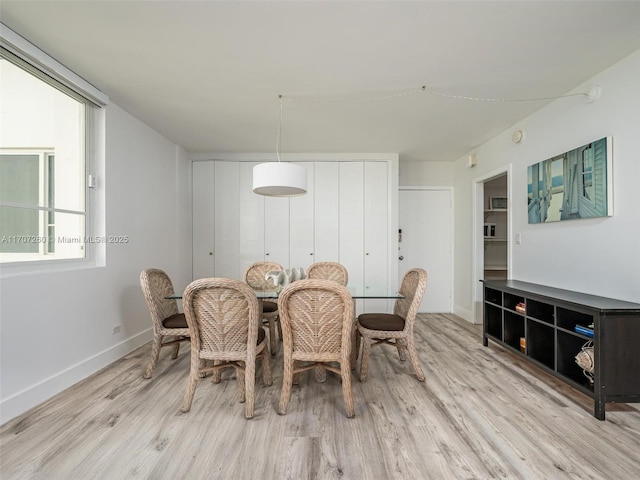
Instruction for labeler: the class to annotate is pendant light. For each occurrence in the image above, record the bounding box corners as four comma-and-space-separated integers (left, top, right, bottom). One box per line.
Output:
253, 95, 307, 196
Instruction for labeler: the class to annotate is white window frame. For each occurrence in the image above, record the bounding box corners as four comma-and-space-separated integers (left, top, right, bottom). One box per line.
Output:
0, 149, 56, 256
0, 23, 108, 277
581, 144, 596, 205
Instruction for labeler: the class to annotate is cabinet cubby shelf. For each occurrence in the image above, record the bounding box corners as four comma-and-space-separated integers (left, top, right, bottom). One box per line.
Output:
481, 279, 640, 421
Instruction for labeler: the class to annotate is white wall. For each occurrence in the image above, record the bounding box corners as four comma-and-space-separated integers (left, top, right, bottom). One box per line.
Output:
399, 161, 454, 187
0, 104, 191, 424
453, 49, 640, 322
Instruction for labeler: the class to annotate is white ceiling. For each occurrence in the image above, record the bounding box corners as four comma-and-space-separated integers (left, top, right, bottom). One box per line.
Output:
2, 1, 640, 162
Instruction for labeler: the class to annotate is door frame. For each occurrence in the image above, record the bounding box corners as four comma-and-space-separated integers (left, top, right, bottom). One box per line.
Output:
472, 165, 512, 324
399, 186, 454, 313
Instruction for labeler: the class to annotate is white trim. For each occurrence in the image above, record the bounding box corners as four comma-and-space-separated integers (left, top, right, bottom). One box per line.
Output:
454, 305, 474, 323
190, 152, 398, 162
0, 329, 152, 424
0, 22, 109, 106
472, 165, 512, 324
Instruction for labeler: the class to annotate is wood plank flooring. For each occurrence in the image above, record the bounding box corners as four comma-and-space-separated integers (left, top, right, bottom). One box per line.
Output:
2, 313, 639, 479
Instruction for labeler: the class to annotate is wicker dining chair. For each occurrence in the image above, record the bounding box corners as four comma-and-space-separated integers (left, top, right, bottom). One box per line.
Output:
243, 261, 283, 356
277, 279, 356, 417
357, 268, 428, 382
140, 268, 190, 379
180, 278, 272, 419
306, 262, 349, 382
306, 262, 349, 286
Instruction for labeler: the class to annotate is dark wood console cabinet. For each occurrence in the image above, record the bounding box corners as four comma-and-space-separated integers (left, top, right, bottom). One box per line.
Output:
482, 279, 640, 420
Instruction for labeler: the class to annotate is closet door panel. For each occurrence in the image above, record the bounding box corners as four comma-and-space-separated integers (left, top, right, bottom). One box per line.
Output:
314, 162, 340, 263
239, 162, 264, 274
289, 162, 315, 269
214, 161, 241, 279
339, 162, 365, 312
192, 161, 215, 279
264, 196, 290, 268
364, 161, 389, 312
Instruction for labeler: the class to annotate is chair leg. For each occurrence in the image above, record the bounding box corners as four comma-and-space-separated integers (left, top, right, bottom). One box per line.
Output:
143, 333, 163, 379
314, 367, 327, 383
237, 368, 246, 403
198, 359, 208, 379
171, 337, 180, 359
267, 317, 278, 356
181, 350, 200, 412
350, 328, 359, 368
279, 355, 294, 415
340, 361, 355, 418
261, 350, 273, 386
276, 317, 282, 341
397, 338, 407, 362
359, 336, 372, 382
407, 338, 426, 382
244, 359, 256, 419
211, 360, 221, 383
292, 360, 300, 385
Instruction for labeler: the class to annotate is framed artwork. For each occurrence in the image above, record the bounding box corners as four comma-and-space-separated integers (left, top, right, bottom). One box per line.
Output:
527, 137, 612, 224
489, 196, 508, 210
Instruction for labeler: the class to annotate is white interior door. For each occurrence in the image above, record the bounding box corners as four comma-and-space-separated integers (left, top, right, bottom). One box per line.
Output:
399, 188, 453, 313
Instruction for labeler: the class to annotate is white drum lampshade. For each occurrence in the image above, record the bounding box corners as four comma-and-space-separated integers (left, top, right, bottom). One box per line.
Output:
252, 162, 307, 197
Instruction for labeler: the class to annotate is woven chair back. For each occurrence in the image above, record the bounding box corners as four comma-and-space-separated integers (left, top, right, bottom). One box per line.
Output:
183, 278, 260, 359
393, 268, 428, 331
243, 261, 284, 291
140, 268, 179, 329
306, 262, 348, 286
278, 279, 354, 358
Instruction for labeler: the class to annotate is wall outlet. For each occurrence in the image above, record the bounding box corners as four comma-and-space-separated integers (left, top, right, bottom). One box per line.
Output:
112, 325, 122, 335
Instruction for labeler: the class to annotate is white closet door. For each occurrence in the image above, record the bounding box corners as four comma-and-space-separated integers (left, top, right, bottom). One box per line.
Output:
364, 161, 389, 312
314, 162, 340, 263
192, 161, 215, 279
239, 162, 264, 275
214, 161, 241, 279
339, 162, 365, 312
264, 195, 290, 268
289, 162, 315, 269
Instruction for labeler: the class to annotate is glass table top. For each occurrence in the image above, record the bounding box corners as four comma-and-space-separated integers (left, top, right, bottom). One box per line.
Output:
166, 284, 402, 300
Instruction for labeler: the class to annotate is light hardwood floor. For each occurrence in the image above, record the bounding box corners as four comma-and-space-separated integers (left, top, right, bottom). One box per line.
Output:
2, 314, 639, 479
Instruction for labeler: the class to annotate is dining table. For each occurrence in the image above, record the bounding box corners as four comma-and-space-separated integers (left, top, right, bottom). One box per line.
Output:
166, 284, 403, 367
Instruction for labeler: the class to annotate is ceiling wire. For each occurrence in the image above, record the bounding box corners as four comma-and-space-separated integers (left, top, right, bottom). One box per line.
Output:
280, 85, 589, 104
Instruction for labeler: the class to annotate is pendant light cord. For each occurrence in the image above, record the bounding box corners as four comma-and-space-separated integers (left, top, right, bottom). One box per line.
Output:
276, 95, 283, 162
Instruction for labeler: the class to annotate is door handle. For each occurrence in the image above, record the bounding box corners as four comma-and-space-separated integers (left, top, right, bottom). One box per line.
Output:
399, 255, 404, 260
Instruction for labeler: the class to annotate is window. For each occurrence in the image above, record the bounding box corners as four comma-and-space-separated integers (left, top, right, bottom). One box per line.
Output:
581, 144, 594, 202
0, 47, 94, 264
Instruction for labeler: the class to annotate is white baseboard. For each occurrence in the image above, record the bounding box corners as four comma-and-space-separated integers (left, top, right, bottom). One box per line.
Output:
453, 305, 477, 324
0, 329, 152, 425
